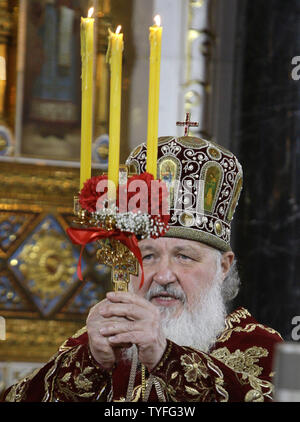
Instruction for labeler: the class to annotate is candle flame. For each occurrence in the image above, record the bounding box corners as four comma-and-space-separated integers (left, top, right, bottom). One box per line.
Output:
115, 25, 122, 34
154, 14, 161, 27
88, 7, 94, 18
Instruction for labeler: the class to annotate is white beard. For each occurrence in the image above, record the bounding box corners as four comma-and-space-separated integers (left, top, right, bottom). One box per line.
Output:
158, 275, 226, 353
123, 270, 227, 362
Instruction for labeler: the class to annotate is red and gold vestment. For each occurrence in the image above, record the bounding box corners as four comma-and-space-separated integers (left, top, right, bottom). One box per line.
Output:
2, 307, 282, 402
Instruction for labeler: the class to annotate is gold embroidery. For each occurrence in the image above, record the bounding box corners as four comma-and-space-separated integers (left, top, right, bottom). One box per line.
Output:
216, 323, 282, 344
153, 345, 228, 402
56, 326, 87, 354
211, 346, 268, 377
224, 308, 251, 329
206, 359, 229, 402
245, 389, 264, 402
155, 340, 173, 371
5, 362, 56, 401
130, 385, 142, 402
269, 371, 275, 378
156, 379, 177, 401
211, 346, 273, 401
156, 374, 212, 402
60, 373, 71, 383
215, 308, 282, 344
180, 353, 209, 382
71, 326, 87, 339
43, 349, 67, 401
54, 348, 101, 400
4, 384, 18, 402
171, 371, 178, 380
5, 309, 279, 403
61, 347, 80, 368
4, 372, 34, 402
42, 344, 109, 401
185, 385, 201, 396
73, 367, 94, 391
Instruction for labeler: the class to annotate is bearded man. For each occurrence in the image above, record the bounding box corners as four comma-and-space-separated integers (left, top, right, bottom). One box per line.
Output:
2, 135, 282, 402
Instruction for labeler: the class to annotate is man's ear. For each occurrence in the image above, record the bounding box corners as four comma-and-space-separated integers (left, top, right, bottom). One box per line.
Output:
220, 251, 235, 280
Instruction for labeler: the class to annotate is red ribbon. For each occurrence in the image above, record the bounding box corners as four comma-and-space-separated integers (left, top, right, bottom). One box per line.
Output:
66, 227, 144, 288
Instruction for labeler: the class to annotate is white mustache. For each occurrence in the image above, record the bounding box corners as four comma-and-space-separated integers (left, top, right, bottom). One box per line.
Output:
145, 284, 186, 303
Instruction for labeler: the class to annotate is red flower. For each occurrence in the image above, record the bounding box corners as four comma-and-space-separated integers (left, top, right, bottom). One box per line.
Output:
120, 172, 169, 215
124, 172, 170, 236
79, 172, 170, 236
79, 174, 108, 212
123, 172, 153, 214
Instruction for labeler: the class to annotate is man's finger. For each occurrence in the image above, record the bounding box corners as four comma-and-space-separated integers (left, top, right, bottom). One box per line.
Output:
106, 291, 153, 311
108, 331, 143, 346
99, 302, 146, 320
99, 320, 145, 336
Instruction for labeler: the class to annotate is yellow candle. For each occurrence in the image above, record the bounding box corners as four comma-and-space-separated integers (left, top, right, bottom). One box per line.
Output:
107, 26, 123, 201
146, 15, 162, 179
80, 8, 94, 190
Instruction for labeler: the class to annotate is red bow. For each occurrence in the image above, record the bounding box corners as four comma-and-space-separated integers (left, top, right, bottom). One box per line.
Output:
66, 227, 144, 288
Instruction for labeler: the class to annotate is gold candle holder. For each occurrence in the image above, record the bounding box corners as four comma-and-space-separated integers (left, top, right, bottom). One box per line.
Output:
72, 166, 139, 292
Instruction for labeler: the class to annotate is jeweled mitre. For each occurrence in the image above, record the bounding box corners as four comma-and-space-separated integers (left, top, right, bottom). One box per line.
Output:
126, 136, 243, 251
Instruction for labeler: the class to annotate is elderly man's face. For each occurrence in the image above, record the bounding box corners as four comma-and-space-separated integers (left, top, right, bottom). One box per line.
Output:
131, 237, 233, 318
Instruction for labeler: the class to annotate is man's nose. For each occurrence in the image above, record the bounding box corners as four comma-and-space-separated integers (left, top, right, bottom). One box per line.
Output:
153, 257, 177, 285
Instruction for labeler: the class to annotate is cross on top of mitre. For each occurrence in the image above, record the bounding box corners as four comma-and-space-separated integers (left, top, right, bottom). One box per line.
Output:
176, 112, 199, 136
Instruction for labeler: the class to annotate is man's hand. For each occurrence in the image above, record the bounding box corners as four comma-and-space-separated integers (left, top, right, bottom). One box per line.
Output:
97, 291, 167, 371
86, 298, 131, 370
